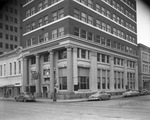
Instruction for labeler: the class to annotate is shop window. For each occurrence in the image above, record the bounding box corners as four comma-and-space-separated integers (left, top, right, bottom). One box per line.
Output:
59, 68, 67, 90
78, 67, 89, 89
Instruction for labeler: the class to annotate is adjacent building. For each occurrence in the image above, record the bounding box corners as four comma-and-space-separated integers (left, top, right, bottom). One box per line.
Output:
138, 44, 150, 91
0, 47, 23, 97
0, 0, 22, 54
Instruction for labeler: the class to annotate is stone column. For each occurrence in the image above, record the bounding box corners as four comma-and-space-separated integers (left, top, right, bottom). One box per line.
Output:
124, 60, 127, 89
135, 62, 138, 90
110, 56, 114, 91
22, 57, 28, 92
90, 51, 97, 91
35, 54, 40, 95
67, 45, 73, 93
49, 51, 54, 97
73, 47, 78, 91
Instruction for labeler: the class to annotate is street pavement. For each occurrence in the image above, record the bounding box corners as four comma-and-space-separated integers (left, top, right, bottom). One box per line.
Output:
1, 95, 150, 120
0, 94, 123, 103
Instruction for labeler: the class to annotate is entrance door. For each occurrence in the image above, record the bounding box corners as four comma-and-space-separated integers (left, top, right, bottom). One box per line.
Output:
43, 87, 47, 98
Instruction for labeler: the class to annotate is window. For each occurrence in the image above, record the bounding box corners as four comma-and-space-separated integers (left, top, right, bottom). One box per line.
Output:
102, 70, 106, 89
43, 0, 48, 8
51, 0, 58, 4
101, 7, 106, 16
31, 22, 35, 30
10, 35, 13, 41
5, 34, 9, 40
74, 27, 79, 36
43, 54, 49, 62
116, 17, 120, 23
81, 12, 87, 22
44, 15, 48, 25
5, 15, 9, 21
14, 27, 17, 32
0, 23, 2, 29
87, 32, 92, 41
107, 70, 110, 89
121, 6, 124, 13
31, 37, 37, 45
95, 35, 101, 43
58, 49, 67, 59
87, 15, 93, 25
112, 14, 116, 21
15, 36, 18, 41
78, 67, 89, 89
81, 30, 86, 39
0, 33, 2, 38
31, 7, 35, 15
19, 61, 21, 74
101, 37, 106, 45
74, 9, 80, 19
96, 4, 101, 13
0, 65, 2, 76
26, 24, 30, 32
52, 11, 57, 21
14, 9, 17, 15
97, 69, 101, 89
26, 9, 30, 18
38, 2, 43, 11
59, 68, 67, 90
10, 17, 13, 22
14, 62, 16, 74
10, 63, 12, 75
87, 0, 93, 8
58, 27, 64, 37
44, 32, 48, 41
112, 0, 117, 8
102, 22, 106, 31
81, 0, 86, 5
5, 24, 9, 30
52, 29, 57, 38
81, 49, 86, 59
107, 39, 111, 47
101, 54, 105, 62
27, 39, 31, 47
106, 25, 111, 33
0, 42, 3, 48
31, 56, 36, 65
120, 19, 124, 26
38, 18, 43, 27
38, 35, 44, 43
10, 26, 13, 32
96, 20, 101, 28
106, 10, 111, 18
58, 9, 64, 19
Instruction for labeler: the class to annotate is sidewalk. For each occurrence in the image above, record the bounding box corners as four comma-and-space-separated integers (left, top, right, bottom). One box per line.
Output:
0, 95, 123, 103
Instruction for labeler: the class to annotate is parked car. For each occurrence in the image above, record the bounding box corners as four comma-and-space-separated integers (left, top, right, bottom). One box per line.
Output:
122, 90, 139, 97
89, 91, 111, 101
14, 92, 36, 102
139, 89, 150, 95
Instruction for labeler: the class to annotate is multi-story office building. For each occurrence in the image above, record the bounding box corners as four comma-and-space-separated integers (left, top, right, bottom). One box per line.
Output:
13, 0, 138, 99
0, 0, 22, 54
138, 44, 150, 91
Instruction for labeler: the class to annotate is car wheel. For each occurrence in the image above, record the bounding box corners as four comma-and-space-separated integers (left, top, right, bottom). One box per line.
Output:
99, 97, 102, 101
23, 99, 27, 102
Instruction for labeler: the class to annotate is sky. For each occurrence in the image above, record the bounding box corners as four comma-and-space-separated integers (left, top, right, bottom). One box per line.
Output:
137, 0, 150, 47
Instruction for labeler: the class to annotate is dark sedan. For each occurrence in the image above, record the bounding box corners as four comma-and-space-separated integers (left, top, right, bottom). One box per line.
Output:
14, 92, 36, 102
